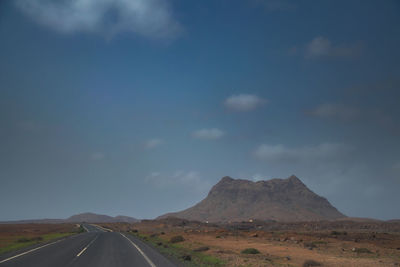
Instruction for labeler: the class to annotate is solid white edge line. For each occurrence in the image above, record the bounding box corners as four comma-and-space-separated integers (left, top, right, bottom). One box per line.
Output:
0, 238, 65, 264
89, 224, 113, 232
82, 224, 89, 232
76, 236, 98, 257
120, 233, 156, 267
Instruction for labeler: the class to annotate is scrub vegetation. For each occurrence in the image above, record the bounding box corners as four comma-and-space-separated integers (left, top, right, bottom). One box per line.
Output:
129, 231, 225, 267
0, 224, 82, 255
100, 219, 400, 267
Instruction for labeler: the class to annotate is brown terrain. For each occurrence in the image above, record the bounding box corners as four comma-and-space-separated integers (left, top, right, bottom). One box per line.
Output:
100, 218, 400, 267
0, 223, 80, 254
2, 176, 399, 266
106, 176, 399, 266
159, 175, 345, 222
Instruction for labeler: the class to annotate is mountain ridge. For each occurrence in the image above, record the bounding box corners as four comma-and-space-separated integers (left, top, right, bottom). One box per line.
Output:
0, 212, 139, 224
159, 175, 346, 222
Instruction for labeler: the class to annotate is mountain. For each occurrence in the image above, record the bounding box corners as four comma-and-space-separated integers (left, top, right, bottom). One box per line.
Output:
66, 212, 113, 223
113, 215, 140, 223
0, 213, 139, 224
66, 212, 139, 223
159, 175, 346, 222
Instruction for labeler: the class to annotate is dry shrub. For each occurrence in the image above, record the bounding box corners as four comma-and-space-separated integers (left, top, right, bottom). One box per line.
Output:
170, 235, 185, 243
303, 259, 322, 266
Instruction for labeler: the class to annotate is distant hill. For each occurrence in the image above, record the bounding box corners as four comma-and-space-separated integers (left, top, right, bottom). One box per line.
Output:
159, 175, 346, 222
336, 217, 383, 223
114, 215, 140, 223
66, 212, 139, 223
0, 212, 139, 224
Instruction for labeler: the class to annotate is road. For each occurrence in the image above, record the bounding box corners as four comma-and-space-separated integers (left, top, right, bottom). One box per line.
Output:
0, 224, 177, 267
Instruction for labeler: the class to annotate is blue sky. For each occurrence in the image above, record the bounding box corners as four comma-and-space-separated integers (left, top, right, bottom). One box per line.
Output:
0, 0, 399, 220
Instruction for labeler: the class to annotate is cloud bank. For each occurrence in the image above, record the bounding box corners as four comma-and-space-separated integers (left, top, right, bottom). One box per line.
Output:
224, 94, 267, 111
306, 103, 360, 121
145, 138, 163, 149
305, 36, 363, 59
15, 0, 181, 38
192, 128, 225, 140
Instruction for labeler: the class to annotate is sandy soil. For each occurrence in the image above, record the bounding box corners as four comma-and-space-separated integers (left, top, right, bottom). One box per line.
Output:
102, 220, 400, 267
0, 223, 79, 250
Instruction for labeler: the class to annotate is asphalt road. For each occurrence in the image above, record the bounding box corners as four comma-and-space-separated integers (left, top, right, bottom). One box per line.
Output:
0, 224, 177, 267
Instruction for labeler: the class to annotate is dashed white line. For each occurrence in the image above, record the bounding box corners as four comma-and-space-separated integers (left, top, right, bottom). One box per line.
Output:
76, 236, 98, 257
0, 238, 65, 264
120, 233, 156, 267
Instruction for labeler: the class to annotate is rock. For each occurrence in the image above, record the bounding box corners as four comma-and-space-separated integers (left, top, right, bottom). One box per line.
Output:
181, 255, 191, 261
157, 175, 345, 222
303, 259, 322, 266
169, 235, 185, 243
193, 246, 209, 252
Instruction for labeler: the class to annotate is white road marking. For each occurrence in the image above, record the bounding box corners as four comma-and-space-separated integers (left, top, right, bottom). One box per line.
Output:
0, 238, 65, 264
120, 233, 156, 267
76, 236, 98, 257
89, 224, 112, 232
82, 224, 89, 232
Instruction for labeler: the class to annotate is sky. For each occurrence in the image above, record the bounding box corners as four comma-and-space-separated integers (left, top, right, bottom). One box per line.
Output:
0, 0, 399, 221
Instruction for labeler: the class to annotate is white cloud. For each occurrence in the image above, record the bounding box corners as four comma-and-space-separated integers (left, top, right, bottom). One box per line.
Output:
254, 143, 353, 163
306, 37, 331, 58
251, 173, 269, 182
147, 170, 201, 185
15, 0, 181, 39
91, 152, 105, 160
192, 128, 224, 140
145, 138, 163, 149
307, 103, 360, 121
305, 36, 363, 59
224, 94, 267, 111
147, 171, 160, 180
172, 170, 201, 183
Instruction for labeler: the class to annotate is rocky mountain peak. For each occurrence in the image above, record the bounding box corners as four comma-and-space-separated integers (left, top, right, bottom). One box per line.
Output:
159, 175, 345, 222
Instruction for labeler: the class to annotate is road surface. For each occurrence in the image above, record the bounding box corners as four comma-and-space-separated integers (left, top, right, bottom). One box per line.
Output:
0, 224, 177, 267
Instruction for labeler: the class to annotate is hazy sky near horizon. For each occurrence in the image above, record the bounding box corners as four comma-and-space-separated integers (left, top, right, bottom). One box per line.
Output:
1, 0, 399, 221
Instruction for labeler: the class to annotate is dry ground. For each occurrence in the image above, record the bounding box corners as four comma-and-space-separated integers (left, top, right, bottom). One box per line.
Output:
101, 220, 400, 267
0, 223, 80, 254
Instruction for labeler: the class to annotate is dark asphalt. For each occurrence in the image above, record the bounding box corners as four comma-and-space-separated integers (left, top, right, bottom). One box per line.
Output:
0, 224, 176, 267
